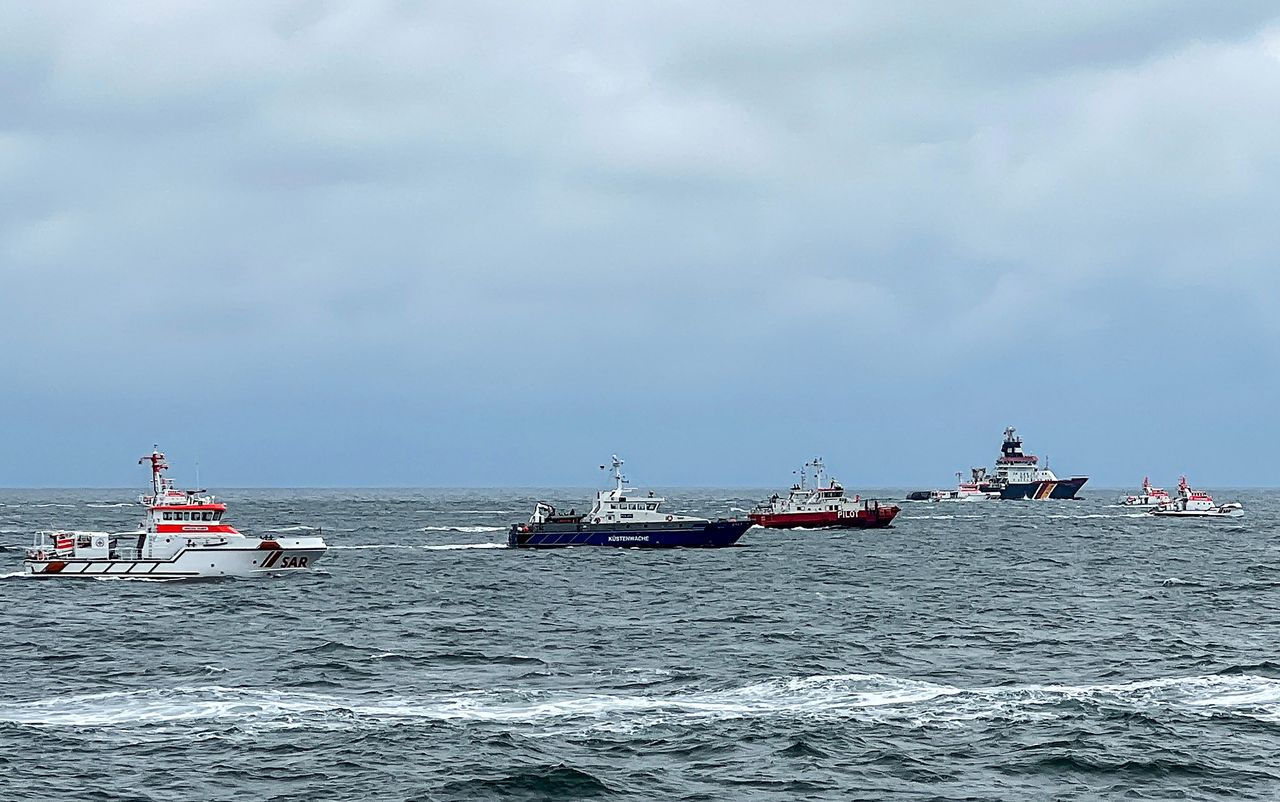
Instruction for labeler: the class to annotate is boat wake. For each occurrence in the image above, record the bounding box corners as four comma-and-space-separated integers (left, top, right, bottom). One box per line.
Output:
330, 544, 420, 550
3, 673, 1275, 732
420, 525, 506, 533
422, 543, 507, 551
330, 543, 504, 550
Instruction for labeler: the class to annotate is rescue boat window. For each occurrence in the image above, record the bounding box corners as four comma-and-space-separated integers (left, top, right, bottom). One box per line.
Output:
163, 512, 172, 520
202, 512, 213, 521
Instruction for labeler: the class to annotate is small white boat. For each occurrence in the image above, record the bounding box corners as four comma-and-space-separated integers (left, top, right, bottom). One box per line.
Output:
22, 447, 327, 578
1121, 477, 1171, 508
1147, 477, 1244, 519
928, 470, 997, 502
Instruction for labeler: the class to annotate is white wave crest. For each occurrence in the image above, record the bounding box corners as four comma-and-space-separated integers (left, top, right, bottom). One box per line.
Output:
85, 503, 134, 509
422, 543, 506, 550
3, 673, 1276, 732
1047, 513, 1119, 519
419, 525, 506, 533
330, 544, 419, 550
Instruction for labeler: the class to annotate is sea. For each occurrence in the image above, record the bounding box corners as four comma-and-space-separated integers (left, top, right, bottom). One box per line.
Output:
2, 487, 1279, 801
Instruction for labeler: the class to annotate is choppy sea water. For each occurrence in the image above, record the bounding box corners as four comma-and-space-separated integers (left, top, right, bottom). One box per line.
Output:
2, 487, 1279, 801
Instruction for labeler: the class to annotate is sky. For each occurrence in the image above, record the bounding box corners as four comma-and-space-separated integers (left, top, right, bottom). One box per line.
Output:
2, 2, 1280, 488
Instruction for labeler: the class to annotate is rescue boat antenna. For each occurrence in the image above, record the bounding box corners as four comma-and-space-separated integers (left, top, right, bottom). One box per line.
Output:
138, 445, 168, 496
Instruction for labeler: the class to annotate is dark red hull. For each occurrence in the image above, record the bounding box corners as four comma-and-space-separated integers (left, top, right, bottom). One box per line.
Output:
749, 505, 900, 530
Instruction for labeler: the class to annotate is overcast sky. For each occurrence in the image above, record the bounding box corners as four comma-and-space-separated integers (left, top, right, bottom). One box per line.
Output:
3, 2, 1279, 488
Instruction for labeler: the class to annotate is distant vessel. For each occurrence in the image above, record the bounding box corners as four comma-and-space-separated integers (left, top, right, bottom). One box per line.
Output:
1148, 477, 1243, 518
749, 458, 900, 529
22, 447, 327, 578
985, 427, 1088, 500
924, 469, 997, 503
508, 456, 753, 548
1121, 477, 1171, 508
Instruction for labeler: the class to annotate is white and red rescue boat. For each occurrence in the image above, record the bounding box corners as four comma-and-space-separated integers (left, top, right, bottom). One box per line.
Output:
22, 447, 327, 579
1147, 477, 1243, 519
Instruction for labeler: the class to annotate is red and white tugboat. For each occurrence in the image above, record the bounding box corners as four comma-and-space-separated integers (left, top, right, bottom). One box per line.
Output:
22, 447, 327, 579
1148, 477, 1244, 519
1121, 477, 1172, 508
750, 458, 900, 529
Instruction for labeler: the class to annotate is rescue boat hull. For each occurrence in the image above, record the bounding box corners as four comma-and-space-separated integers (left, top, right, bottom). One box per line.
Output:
508, 520, 752, 548
1147, 506, 1244, 519
22, 538, 327, 579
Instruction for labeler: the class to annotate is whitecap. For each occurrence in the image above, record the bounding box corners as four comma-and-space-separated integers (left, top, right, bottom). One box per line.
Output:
330, 544, 418, 550
5, 673, 1275, 732
422, 543, 507, 550
419, 525, 506, 533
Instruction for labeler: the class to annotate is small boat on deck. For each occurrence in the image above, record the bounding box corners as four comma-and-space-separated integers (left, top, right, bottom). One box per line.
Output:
508, 456, 752, 548
22, 447, 327, 578
750, 458, 900, 529
1147, 477, 1243, 519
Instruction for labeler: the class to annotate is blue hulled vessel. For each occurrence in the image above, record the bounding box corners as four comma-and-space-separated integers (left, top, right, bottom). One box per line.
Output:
508, 456, 753, 548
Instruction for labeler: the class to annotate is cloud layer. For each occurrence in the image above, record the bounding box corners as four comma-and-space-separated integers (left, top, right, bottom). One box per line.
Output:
3, 2, 1279, 486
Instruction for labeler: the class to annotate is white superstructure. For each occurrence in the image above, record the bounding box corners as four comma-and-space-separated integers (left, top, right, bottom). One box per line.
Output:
530, 455, 704, 526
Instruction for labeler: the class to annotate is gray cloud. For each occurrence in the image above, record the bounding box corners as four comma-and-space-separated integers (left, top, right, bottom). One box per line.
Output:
2, 2, 1279, 485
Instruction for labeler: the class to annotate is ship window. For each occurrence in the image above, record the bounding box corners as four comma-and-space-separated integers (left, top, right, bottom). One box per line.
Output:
648, 504, 657, 511
163, 512, 172, 520
202, 512, 213, 521
214, 511, 222, 521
